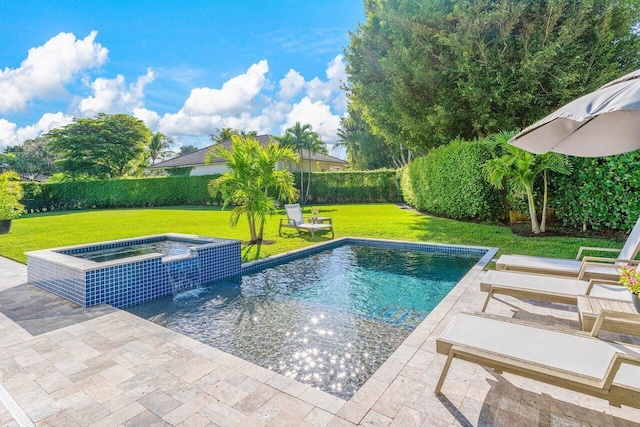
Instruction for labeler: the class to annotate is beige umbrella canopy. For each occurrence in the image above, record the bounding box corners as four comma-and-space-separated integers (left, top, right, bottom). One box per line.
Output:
509, 68, 640, 157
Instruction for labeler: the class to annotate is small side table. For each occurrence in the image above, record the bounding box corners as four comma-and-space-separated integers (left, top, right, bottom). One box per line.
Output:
577, 295, 639, 334
310, 216, 332, 225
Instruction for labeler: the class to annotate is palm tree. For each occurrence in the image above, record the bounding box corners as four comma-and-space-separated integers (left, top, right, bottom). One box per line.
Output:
209, 127, 238, 143
303, 133, 327, 203
276, 122, 324, 204
179, 145, 199, 156
537, 152, 571, 232
238, 130, 258, 138
148, 132, 173, 165
336, 117, 362, 170
484, 131, 570, 234
207, 136, 299, 243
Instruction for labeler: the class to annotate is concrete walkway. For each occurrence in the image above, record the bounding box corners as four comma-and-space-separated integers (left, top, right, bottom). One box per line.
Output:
0, 255, 639, 426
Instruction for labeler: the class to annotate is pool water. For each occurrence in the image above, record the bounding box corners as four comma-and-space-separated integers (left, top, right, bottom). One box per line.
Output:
72, 240, 193, 262
126, 244, 480, 399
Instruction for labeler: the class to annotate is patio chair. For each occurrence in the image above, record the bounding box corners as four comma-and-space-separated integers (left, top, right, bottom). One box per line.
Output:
495, 217, 640, 280
479, 270, 632, 312
279, 204, 334, 239
435, 313, 640, 408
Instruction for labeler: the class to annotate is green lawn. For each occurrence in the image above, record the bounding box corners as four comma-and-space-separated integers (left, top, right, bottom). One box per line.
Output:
0, 203, 624, 264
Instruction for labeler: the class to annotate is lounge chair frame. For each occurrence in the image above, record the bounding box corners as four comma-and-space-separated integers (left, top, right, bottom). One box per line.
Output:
496, 217, 640, 279
435, 313, 640, 408
278, 204, 334, 239
480, 277, 630, 312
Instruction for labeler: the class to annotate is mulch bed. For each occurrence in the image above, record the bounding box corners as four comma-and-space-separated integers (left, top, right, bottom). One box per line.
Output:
510, 224, 628, 241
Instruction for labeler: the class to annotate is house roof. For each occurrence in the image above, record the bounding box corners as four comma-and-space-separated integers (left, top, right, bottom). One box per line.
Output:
150, 134, 346, 169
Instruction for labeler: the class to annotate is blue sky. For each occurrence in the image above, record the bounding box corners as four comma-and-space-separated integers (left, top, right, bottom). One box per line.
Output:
0, 1, 364, 152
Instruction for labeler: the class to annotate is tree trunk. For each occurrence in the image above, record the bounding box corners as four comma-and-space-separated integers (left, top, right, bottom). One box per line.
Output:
526, 187, 541, 234
352, 148, 361, 170
540, 170, 549, 233
257, 216, 265, 242
247, 214, 258, 242
305, 158, 312, 203
299, 150, 304, 204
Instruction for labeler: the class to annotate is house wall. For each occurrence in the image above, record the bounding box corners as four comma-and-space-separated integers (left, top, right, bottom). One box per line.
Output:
189, 163, 228, 176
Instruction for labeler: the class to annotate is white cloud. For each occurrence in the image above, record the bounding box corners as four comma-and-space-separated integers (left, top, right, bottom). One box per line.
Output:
78, 69, 155, 116
158, 110, 223, 137
0, 120, 18, 149
16, 112, 73, 141
282, 97, 342, 144
0, 112, 73, 149
326, 54, 347, 81
2, 45, 350, 151
0, 31, 108, 113
183, 60, 269, 116
133, 107, 160, 131
305, 55, 346, 110
278, 69, 305, 99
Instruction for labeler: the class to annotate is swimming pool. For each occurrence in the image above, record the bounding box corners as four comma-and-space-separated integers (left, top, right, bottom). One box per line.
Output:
127, 239, 487, 399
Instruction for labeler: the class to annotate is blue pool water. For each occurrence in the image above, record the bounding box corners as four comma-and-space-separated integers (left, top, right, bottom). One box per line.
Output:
71, 240, 194, 262
126, 244, 481, 399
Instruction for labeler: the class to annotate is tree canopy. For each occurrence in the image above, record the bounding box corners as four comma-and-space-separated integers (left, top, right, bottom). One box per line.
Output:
179, 145, 199, 156
276, 122, 327, 204
345, 0, 640, 153
209, 127, 258, 143
46, 113, 151, 179
148, 132, 174, 165
5, 136, 58, 178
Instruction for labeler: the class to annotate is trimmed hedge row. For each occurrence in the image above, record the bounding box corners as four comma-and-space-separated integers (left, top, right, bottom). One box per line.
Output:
21, 170, 402, 211
401, 140, 505, 220
22, 176, 222, 210
551, 152, 640, 231
301, 170, 402, 203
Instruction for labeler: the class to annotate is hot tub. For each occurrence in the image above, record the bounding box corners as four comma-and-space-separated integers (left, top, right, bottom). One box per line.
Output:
26, 234, 241, 308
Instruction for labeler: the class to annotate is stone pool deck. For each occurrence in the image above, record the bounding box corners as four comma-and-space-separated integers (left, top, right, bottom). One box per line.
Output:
0, 255, 639, 426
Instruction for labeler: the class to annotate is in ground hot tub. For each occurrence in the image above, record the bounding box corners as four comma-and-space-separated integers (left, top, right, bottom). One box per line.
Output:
26, 234, 241, 308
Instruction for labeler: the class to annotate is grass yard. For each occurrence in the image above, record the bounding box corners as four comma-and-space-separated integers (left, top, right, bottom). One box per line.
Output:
0, 203, 625, 264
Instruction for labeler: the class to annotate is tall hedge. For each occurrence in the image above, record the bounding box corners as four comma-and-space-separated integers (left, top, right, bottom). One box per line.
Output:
401, 140, 505, 220
21, 171, 402, 211
302, 170, 402, 203
22, 176, 222, 210
551, 152, 640, 231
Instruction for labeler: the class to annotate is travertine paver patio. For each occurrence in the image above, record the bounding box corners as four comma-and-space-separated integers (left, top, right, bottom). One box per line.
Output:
0, 253, 639, 426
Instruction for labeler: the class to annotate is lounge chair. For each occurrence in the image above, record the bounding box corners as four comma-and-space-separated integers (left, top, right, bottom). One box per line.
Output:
279, 204, 334, 239
480, 270, 632, 312
495, 217, 640, 280
435, 313, 640, 408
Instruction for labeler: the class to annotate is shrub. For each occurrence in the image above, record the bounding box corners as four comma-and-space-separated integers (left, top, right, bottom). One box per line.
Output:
22, 170, 403, 211
402, 139, 505, 220
551, 152, 640, 231
22, 176, 222, 211
302, 170, 402, 203
0, 171, 26, 219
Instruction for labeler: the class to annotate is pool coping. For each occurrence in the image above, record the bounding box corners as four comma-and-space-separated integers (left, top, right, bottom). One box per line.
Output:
25, 233, 240, 271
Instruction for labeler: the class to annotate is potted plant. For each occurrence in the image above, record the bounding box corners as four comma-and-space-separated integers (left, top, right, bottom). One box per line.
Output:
0, 171, 26, 234
619, 266, 640, 312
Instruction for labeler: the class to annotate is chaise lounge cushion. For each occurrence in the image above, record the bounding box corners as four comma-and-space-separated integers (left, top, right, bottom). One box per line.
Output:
437, 313, 640, 389
480, 270, 632, 301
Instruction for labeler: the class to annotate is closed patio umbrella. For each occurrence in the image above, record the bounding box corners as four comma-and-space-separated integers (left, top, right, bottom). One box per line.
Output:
509, 68, 640, 157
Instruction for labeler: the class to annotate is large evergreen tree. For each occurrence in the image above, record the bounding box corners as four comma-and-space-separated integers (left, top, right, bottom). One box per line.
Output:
346, 0, 640, 153
46, 113, 151, 179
